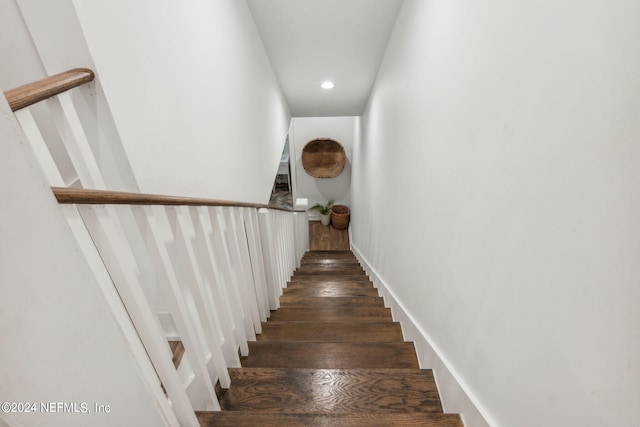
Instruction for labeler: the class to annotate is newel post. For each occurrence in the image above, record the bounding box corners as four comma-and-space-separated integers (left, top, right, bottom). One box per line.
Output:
294, 198, 309, 266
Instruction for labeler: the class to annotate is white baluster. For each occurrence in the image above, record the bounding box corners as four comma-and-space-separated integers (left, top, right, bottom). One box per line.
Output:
207, 207, 250, 356
164, 206, 231, 388
15, 103, 79, 187
47, 93, 106, 189
220, 208, 258, 340
272, 213, 285, 294
62, 204, 180, 426
230, 208, 262, 333
14, 109, 66, 187
127, 205, 219, 411
280, 213, 289, 285
76, 204, 199, 426
69, 82, 140, 191
257, 209, 280, 309
244, 208, 270, 321
286, 213, 295, 277
190, 206, 240, 368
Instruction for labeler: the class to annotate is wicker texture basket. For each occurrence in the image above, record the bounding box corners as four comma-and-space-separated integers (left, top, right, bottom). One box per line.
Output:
330, 205, 350, 230
301, 138, 346, 178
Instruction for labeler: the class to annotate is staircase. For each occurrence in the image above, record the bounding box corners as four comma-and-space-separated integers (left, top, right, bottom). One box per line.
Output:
197, 250, 463, 426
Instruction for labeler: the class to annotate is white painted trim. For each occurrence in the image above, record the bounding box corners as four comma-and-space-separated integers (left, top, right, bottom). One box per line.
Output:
351, 243, 496, 427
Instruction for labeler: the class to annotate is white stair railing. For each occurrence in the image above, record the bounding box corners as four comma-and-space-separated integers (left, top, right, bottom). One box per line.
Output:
3, 69, 309, 426
61, 195, 307, 424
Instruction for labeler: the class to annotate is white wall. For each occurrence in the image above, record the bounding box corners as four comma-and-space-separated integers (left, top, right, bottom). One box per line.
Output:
351, 1, 640, 426
1, 0, 141, 192
0, 94, 171, 427
0, 0, 45, 87
71, 0, 290, 203
1, 0, 290, 204
290, 116, 357, 219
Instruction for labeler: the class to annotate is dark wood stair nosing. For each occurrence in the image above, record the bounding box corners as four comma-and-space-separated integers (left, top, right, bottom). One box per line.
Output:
220, 368, 444, 414
196, 411, 465, 427
278, 296, 386, 308
266, 307, 393, 322
282, 288, 380, 298
242, 341, 419, 369
256, 320, 404, 343
289, 279, 371, 283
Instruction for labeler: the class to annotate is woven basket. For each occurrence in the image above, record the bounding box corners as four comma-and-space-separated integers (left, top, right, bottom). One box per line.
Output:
301, 138, 346, 178
330, 205, 350, 230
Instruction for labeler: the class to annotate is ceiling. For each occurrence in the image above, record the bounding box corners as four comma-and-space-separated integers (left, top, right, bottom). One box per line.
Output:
247, 0, 404, 117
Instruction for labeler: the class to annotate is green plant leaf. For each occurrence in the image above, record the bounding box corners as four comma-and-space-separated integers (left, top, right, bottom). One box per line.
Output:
308, 200, 335, 215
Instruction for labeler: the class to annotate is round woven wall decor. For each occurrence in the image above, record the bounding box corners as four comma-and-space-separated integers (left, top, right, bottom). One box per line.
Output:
301, 138, 346, 178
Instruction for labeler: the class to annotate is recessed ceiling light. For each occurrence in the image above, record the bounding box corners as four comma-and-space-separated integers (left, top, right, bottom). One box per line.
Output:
321, 81, 335, 89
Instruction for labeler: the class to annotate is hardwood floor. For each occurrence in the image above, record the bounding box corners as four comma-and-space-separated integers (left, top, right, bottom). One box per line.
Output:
309, 221, 350, 250
168, 340, 185, 369
197, 412, 464, 426
219, 368, 444, 413
197, 251, 463, 426
241, 342, 420, 369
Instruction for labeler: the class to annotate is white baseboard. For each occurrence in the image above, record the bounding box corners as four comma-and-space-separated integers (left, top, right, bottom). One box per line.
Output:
351, 243, 495, 427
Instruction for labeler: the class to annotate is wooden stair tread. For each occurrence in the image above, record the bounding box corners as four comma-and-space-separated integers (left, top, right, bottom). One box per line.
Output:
242, 342, 418, 369
220, 368, 443, 413
257, 320, 403, 342
297, 262, 363, 268
197, 411, 464, 426
295, 269, 366, 276
301, 254, 359, 260
302, 250, 355, 255
291, 274, 370, 281
268, 307, 392, 322
289, 275, 372, 282
302, 256, 357, 261
286, 280, 374, 289
301, 259, 361, 266
279, 296, 385, 308
302, 257, 357, 261
282, 287, 379, 298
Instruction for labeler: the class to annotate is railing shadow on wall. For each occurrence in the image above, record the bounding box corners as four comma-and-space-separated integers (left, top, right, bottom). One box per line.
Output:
4, 69, 309, 426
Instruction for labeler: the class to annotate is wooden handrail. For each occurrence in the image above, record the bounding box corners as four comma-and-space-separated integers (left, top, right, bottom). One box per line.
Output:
4, 68, 95, 111
52, 187, 304, 213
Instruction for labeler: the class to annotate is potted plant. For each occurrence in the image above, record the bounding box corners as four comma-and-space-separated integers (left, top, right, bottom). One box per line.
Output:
309, 200, 334, 226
